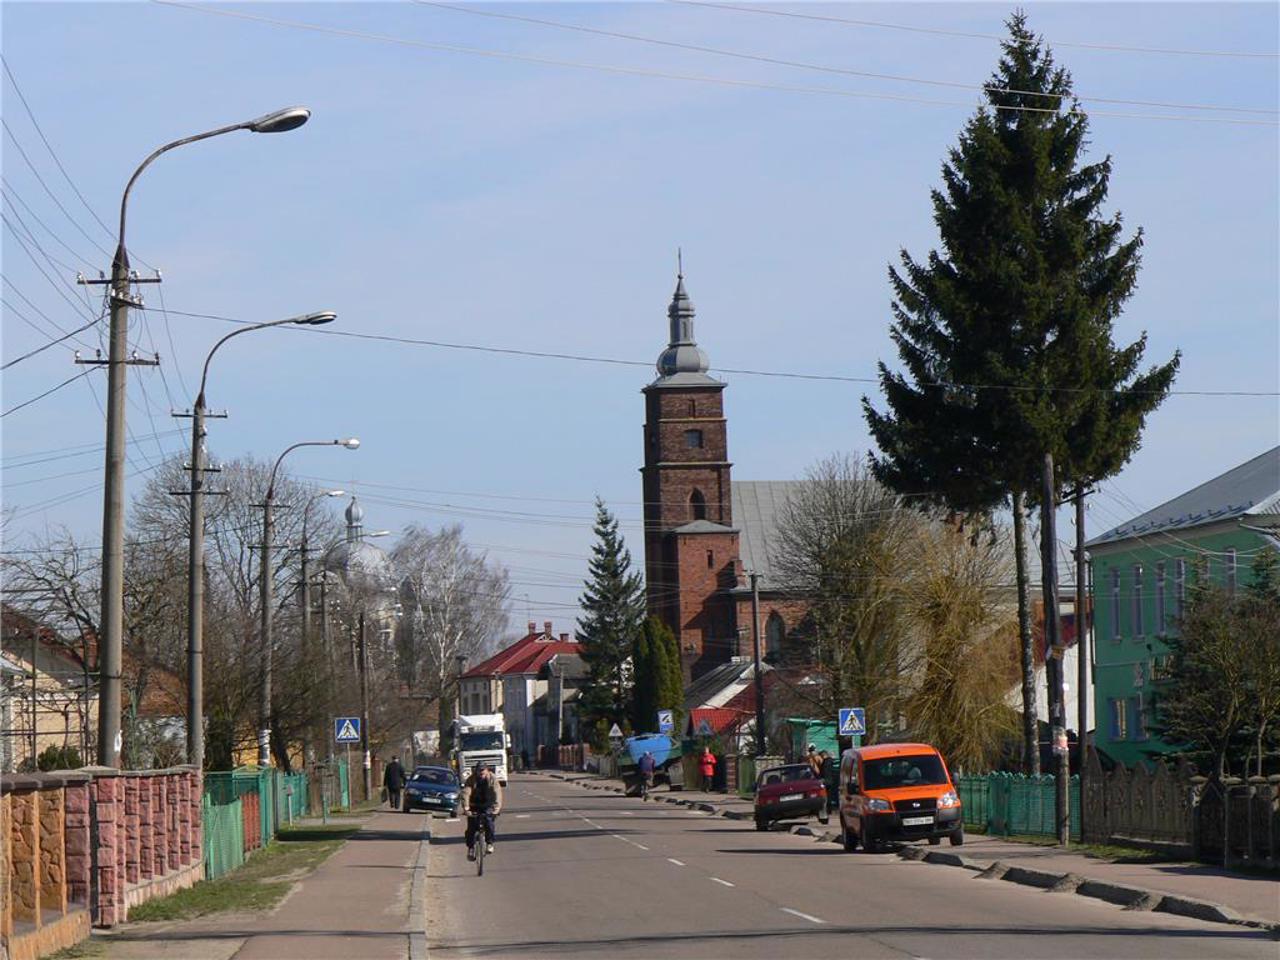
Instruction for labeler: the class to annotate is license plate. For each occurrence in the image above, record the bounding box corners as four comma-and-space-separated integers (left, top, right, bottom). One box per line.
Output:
779, 793, 803, 802
902, 815, 933, 826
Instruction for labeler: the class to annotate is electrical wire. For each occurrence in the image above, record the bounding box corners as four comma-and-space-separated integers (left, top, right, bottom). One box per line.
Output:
418, 1, 1276, 116
157, 306, 1280, 398
148, 1, 1278, 127
666, 0, 1280, 61
2, 368, 99, 418
1, 311, 105, 370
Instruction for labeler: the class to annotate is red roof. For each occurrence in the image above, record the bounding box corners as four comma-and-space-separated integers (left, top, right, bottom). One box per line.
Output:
462, 626, 578, 679
687, 707, 747, 737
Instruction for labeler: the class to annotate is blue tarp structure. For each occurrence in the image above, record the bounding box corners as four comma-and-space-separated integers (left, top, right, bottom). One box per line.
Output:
624, 734, 675, 767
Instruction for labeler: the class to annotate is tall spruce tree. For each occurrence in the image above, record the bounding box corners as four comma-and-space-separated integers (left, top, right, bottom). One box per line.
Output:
862, 13, 1178, 773
577, 498, 646, 744
633, 617, 683, 734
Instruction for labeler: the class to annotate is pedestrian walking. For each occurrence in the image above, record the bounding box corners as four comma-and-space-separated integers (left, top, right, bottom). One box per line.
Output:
700, 747, 717, 792
819, 750, 838, 811
806, 743, 822, 778
638, 750, 657, 798
384, 755, 406, 811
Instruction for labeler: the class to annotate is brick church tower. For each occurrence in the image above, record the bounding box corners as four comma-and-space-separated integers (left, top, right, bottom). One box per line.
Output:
641, 271, 742, 681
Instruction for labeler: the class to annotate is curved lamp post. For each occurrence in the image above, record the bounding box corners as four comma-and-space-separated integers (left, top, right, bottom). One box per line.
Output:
185, 311, 335, 770
259, 438, 359, 767
98, 107, 311, 768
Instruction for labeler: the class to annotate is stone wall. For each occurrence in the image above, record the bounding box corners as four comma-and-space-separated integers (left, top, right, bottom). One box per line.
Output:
1, 767, 203, 960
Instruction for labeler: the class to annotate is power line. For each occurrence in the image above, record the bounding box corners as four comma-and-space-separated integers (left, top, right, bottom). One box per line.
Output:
1, 311, 105, 370
2, 368, 99, 419
156, 305, 1280, 398
418, 1, 1276, 116
149, 1, 1277, 127
667, 0, 1280, 61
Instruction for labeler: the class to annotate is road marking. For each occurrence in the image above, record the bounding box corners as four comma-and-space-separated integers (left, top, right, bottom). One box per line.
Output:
617, 810, 634, 815
515, 814, 530, 819
667, 858, 685, 866
633, 842, 650, 850
780, 908, 826, 925
710, 877, 735, 887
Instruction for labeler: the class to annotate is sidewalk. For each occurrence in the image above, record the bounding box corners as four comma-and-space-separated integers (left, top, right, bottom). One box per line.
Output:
541, 770, 1280, 929
95, 808, 429, 960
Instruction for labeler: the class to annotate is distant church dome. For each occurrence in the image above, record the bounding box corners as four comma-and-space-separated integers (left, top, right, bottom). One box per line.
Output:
325, 495, 392, 593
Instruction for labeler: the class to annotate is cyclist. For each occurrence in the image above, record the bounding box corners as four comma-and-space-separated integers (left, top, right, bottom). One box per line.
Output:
637, 750, 656, 799
460, 761, 503, 861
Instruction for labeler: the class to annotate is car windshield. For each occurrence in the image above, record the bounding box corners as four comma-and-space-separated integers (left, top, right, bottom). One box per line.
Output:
863, 755, 949, 790
411, 769, 457, 785
459, 732, 503, 751
759, 765, 816, 787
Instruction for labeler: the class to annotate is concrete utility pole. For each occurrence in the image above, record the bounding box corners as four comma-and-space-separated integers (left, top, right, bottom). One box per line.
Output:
1075, 487, 1090, 836
91, 106, 311, 769
750, 572, 765, 757
1041, 453, 1069, 845
359, 610, 372, 800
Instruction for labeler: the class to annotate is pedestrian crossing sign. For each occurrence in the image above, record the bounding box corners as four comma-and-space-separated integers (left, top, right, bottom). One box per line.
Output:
696, 718, 713, 737
838, 708, 866, 736
334, 716, 361, 743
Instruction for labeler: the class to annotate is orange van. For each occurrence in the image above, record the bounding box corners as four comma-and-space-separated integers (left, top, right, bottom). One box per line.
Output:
837, 742, 963, 852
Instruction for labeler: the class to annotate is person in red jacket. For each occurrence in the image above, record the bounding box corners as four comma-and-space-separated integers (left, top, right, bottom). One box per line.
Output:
700, 747, 717, 792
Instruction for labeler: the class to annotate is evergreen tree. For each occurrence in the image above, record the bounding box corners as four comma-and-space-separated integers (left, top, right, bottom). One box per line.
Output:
862, 13, 1178, 772
576, 498, 646, 744
632, 616, 684, 734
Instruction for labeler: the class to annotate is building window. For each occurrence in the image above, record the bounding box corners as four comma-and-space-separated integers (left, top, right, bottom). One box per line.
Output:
1155, 562, 1166, 635
684, 429, 703, 449
688, 399, 696, 416
1131, 694, 1148, 741
1110, 568, 1121, 641
765, 611, 785, 660
706, 549, 714, 569
1109, 698, 1128, 741
690, 489, 707, 521
1226, 548, 1237, 596
1132, 564, 1144, 638
1175, 558, 1186, 624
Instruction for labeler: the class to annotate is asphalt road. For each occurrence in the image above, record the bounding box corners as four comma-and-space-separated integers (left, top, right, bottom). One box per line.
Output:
425, 774, 1277, 960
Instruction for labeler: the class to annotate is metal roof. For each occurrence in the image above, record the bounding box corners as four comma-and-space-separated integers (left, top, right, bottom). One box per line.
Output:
731, 481, 804, 591
1087, 446, 1280, 548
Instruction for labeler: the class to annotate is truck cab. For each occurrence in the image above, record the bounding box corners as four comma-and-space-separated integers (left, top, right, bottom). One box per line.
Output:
453, 713, 509, 785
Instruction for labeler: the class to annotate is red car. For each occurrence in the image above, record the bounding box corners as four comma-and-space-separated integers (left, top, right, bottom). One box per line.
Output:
753, 763, 829, 831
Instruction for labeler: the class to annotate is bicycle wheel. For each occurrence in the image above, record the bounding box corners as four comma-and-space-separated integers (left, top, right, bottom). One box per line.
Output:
475, 834, 485, 876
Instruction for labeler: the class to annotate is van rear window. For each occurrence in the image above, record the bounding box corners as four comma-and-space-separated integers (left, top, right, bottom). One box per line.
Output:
863, 755, 948, 789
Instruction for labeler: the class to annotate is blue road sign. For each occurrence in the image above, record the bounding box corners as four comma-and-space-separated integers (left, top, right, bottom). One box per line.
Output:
334, 716, 361, 743
657, 709, 674, 734
838, 708, 866, 737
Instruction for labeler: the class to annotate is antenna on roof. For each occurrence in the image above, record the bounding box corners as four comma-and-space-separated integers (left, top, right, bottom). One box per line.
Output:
677, 246, 683, 279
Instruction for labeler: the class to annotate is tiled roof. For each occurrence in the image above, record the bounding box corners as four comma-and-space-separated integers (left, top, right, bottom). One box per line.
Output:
1088, 446, 1280, 548
687, 707, 747, 737
462, 628, 579, 679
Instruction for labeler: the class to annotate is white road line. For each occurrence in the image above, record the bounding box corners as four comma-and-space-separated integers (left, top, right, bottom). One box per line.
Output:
667, 858, 685, 866
632, 842, 650, 850
617, 811, 634, 815
780, 907, 826, 925
710, 877, 735, 887
515, 814, 530, 819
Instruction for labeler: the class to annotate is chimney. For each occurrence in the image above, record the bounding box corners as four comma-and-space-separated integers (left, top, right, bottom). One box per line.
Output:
559, 633, 569, 643
527, 621, 536, 636
543, 620, 553, 639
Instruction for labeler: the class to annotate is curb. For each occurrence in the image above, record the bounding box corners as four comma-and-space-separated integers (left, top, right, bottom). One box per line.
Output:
409, 818, 431, 960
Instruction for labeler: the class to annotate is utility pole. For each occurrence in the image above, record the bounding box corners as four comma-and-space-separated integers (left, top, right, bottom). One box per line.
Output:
185, 402, 207, 771
1041, 453, 1069, 845
359, 609, 372, 801
750, 572, 765, 757
259, 494, 275, 767
1075, 486, 1090, 837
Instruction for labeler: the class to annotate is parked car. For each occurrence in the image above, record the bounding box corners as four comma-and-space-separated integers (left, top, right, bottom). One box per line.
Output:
753, 763, 829, 831
837, 743, 963, 852
403, 765, 460, 816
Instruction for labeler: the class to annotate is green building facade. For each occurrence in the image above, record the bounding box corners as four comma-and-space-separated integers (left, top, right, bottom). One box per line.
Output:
1087, 447, 1279, 768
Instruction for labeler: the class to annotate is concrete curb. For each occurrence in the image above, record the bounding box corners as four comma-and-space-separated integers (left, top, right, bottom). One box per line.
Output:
409, 818, 431, 960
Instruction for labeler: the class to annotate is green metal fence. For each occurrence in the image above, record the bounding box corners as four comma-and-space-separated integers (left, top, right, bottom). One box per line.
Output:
957, 772, 1081, 841
337, 760, 351, 808
202, 765, 317, 880
201, 794, 246, 880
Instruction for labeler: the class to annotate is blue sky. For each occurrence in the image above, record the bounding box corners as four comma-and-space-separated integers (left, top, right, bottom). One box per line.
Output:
3, 2, 1277, 629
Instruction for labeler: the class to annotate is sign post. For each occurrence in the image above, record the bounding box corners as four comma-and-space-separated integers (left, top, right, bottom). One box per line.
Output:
657, 709, 674, 735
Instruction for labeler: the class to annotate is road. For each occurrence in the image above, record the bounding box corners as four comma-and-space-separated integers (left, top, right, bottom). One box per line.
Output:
426, 774, 1277, 960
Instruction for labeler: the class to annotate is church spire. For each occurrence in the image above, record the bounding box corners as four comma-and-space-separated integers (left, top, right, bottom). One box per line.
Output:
655, 262, 711, 380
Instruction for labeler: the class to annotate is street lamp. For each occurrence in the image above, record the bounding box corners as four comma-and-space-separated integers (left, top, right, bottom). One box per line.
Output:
259, 437, 359, 767
96, 106, 311, 768
184, 312, 336, 770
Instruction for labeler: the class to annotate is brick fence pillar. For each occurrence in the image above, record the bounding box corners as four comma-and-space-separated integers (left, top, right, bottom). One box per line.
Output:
91, 774, 122, 926
166, 776, 180, 873
138, 775, 154, 881
151, 778, 165, 878
64, 780, 91, 906
177, 773, 192, 867
189, 770, 203, 869
38, 787, 67, 917
124, 776, 141, 885
1, 793, 13, 942
10, 789, 40, 926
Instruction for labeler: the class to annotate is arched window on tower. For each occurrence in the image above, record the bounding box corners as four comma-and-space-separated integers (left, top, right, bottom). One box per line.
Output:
690, 489, 707, 521
765, 611, 785, 661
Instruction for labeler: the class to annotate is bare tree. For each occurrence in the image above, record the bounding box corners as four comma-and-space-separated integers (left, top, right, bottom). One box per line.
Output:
393, 524, 510, 739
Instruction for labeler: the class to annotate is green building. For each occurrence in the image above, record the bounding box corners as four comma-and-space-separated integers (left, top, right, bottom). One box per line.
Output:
1087, 446, 1279, 768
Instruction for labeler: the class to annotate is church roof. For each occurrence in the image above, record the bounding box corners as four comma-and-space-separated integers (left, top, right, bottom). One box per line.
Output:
731, 481, 805, 592
650, 271, 721, 390
672, 519, 738, 535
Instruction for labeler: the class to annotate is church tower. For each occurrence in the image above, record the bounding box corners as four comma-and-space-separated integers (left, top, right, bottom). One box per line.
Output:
641, 270, 741, 680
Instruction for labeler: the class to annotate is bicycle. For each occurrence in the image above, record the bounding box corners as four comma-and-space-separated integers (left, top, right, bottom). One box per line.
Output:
467, 810, 495, 877
474, 829, 485, 876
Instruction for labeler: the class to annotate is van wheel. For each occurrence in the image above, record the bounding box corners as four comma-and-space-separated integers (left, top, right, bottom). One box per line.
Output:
840, 816, 858, 852
928, 837, 941, 846
950, 825, 965, 847
755, 816, 769, 832
862, 825, 881, 853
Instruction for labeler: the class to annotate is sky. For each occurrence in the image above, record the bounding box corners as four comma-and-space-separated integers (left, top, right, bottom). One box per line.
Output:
3, 1, 1277, 633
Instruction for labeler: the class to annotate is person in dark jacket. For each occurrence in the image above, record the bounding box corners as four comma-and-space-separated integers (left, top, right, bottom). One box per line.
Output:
384, 756, 406, 810
638, 751, 657, 798
819, 750, 838, 811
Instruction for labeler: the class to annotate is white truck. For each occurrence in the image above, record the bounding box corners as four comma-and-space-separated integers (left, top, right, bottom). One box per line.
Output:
453, 713, 510, 785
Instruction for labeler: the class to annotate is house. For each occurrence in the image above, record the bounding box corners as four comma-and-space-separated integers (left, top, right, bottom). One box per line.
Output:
1086, 446, 1280, 767
1, 605, 98, 772
458, 621, 580, 762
